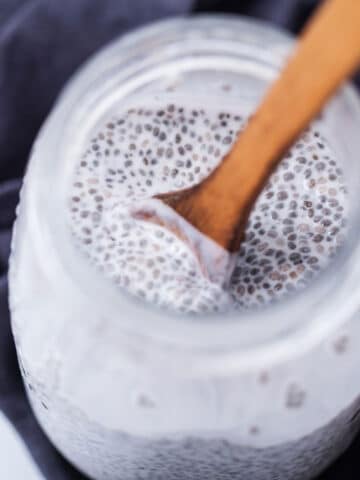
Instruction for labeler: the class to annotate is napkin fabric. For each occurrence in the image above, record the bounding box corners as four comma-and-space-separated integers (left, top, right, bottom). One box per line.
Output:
0, 1, 359, 479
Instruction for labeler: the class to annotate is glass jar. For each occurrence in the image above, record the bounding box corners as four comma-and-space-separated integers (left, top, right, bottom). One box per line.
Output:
9, 15, 360, 480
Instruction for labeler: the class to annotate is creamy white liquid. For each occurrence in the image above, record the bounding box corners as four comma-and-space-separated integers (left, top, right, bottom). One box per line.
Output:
68, 99, 348, 313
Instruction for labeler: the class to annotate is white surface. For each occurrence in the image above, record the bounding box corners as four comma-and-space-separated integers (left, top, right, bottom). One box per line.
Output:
0, 412, 43, 480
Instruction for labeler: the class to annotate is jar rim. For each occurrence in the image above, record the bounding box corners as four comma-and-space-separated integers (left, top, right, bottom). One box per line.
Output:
25, 15, 360, 373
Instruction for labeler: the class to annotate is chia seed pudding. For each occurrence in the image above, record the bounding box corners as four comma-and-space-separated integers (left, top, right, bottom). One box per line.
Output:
9, 16, 360, 480
68, 98, 348, 313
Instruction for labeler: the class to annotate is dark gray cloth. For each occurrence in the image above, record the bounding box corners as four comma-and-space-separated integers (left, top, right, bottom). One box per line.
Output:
0, 1, 359, 478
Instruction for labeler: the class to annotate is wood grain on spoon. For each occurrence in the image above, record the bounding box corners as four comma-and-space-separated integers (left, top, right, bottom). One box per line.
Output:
157, 0, 360, 253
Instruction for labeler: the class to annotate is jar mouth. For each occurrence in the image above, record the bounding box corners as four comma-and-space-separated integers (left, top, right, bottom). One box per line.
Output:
26, 15, 360, 372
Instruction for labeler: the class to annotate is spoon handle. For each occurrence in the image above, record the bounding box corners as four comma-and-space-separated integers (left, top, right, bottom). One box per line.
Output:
184, 0, 360, 251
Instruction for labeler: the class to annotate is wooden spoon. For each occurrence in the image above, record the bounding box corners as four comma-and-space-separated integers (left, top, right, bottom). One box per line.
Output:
136, 0, 360, 283
134, 0, 360, 285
